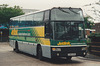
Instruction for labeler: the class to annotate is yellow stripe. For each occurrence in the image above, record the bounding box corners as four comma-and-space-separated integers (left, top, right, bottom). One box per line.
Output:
34, 26, 45, 37
41, 38, 50, 46
34, 26, 50, 46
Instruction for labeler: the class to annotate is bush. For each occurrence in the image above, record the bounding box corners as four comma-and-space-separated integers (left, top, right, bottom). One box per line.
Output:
88, 33, 100, 42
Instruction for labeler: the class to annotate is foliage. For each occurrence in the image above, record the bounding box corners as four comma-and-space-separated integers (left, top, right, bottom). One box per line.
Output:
88, 33, 100, 42
84, 16, 94, 29
0, 4, 24, 27
88, 33, 100, 38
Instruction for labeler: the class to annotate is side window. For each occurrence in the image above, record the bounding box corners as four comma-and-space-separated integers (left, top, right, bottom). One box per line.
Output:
34, 12, 44, 21
26, 14, 34, 27
44, 10, 51, 38
19, 16, 26, 27
44, 10, 50, 21
34, 12, 44, 26
10, 12, 45, 28
10, 18, 19, 28
14, 20, 19, 28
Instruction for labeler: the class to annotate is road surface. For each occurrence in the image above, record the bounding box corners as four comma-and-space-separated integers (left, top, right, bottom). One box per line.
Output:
0, 42, 100, 66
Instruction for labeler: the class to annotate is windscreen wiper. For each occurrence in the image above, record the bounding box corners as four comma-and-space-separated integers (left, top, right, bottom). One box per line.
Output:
58, 7, 70, 14
69, 8, 78, 14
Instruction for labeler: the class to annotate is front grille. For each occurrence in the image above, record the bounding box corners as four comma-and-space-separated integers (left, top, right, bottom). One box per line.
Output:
61, 47, 82, 53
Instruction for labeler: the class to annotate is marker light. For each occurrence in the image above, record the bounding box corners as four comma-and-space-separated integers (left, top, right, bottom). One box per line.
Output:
52, 48, 61, 51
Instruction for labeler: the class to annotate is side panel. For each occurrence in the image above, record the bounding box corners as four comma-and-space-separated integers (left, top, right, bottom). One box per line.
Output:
9, 26, 45, 38
9, 40, 15, 49
9, 26, 51, 45
41, 45, 51, 58
18, 41, 26, 52
18, 41, 37, 55
9, 26, 51, 58
27, 43, 37, 55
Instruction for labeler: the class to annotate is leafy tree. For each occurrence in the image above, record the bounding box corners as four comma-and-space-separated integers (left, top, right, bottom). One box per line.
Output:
84, 16, 94, 29
0, 4, 24, 27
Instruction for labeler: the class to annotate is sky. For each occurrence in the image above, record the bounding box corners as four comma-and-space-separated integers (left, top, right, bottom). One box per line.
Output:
0, 0, 99, 9
0, 0, 100, 22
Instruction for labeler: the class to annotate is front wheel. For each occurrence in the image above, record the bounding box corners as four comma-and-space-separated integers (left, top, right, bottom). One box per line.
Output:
66, 56, 72, 61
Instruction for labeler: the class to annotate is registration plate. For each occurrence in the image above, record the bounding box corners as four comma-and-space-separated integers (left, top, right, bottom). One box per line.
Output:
68, 53, 76, 56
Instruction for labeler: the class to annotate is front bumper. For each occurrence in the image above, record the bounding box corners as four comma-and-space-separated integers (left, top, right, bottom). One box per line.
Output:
51, 46, 87, 58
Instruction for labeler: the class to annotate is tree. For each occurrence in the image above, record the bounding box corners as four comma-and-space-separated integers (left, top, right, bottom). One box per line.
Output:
84, 16, 94, 29
0, 4, 24, 27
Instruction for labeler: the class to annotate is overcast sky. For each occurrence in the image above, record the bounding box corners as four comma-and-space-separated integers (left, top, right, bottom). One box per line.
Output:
0, 0, 100, 22
0, 0, 99, 9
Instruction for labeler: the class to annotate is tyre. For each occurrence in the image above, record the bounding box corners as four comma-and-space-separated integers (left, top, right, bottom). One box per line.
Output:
37, 46, 42, 60
83, 52, 87, 57
14, 41, 19, 53
66, 56, 72, 61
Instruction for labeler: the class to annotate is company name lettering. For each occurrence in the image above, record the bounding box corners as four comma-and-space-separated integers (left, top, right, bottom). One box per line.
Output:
18, 33, 30, 36
57, 42, 71, 46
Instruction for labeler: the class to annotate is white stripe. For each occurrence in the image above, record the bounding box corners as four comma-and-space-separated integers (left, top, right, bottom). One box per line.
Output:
29, 43, 33, 45
11, 40, 87, 47
10, 40, 13, 42
18, 41, 22, 43
23, 42, 28, 44
23, 42, 37, 45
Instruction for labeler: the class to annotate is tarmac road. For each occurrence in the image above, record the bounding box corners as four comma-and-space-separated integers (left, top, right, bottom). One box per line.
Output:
0, 42, 100, 66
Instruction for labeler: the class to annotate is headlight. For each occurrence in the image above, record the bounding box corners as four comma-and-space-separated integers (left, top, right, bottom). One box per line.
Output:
52, 48, 61, 51
82, 47, 87, 50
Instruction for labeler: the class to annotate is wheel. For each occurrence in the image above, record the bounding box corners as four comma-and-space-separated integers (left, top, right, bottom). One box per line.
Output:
66, 56, 72, 61
37, 46, 42, 60
83, 52, 87, 57
14, 41, 19, 53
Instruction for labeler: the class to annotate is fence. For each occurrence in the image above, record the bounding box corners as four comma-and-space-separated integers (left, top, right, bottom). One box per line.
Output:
0, 29, 9, 42
88, 42, 100, 56
0, 37, 9, 42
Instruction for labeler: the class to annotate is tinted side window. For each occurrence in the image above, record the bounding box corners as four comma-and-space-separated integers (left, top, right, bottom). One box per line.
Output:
19, 16, 26, 27
10, 18, 19, 28
26, 14, 34, 26
10, 12, 45, 28
34, 12, 44, 26
44, 10, 50, 21
34, 12, 44, 21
